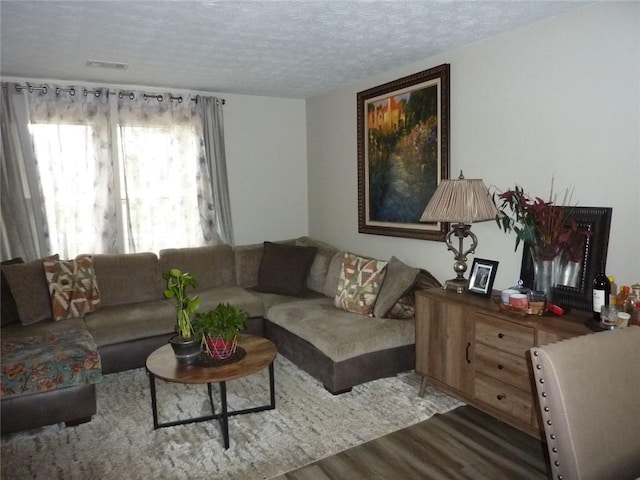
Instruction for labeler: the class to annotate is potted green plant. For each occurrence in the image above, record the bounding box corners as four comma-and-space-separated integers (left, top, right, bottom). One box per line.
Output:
193, 303, 247, 360
163, 268, 202, 364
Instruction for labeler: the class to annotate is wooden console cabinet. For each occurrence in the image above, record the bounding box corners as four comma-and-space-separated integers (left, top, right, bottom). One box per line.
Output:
415, 288, 592, 438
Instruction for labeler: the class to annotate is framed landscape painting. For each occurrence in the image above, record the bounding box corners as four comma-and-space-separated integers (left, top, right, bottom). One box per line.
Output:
357, 63, 450, 241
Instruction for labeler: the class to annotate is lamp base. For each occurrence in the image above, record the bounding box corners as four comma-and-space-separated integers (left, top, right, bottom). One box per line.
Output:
444, 277, 468, 294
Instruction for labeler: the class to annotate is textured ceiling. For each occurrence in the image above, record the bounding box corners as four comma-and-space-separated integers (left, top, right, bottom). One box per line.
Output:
1, 1, 592, 98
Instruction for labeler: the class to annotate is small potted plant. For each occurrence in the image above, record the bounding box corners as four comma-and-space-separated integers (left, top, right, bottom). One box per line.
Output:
163, 268, 202, 364
193, 303, 247, 360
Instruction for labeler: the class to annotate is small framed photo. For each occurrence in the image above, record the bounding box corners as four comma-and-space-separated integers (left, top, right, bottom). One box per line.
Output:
467, 258, 499, 297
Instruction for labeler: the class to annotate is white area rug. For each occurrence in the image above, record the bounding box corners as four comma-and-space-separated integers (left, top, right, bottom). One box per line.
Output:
1, 355, 462, 480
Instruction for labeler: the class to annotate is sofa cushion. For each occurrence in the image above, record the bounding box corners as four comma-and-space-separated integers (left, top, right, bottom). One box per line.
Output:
2, 256, 55, 326
335, 252, 387, 316
84, 300, 176, 347
92, 252, 161, 307
250, 288, 325, 312
373, 256, 420, 318
234, 243, 265, 288
0, 318, 88, 340
266, 297, 415, 362
159, 245, 236, 291
295, 237, 340, 294
196, 286, 265, 318
43, 255, 100, 321
255, 242, 317, 297
1, 258, 24, 327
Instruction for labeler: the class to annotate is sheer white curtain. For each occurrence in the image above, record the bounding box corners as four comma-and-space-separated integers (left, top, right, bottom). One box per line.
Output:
27, 86, 117, 257
1, 81, 233, 260
116, 92, 217, 253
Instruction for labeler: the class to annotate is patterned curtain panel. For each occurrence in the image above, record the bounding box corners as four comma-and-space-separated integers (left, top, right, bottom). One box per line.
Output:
116, 91, 215, 253
199, 96, 234, 245
27, 85, 117, 257
1, 84, 51, 261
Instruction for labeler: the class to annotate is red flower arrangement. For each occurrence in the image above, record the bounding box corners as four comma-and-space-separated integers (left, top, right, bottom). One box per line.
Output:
494, 184, 590, 262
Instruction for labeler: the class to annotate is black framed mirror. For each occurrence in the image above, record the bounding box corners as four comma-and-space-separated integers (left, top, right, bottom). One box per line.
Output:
520, 206, 612, 312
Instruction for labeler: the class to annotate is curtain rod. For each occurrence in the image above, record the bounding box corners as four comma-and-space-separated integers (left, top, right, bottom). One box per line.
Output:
9, 83, 225, 105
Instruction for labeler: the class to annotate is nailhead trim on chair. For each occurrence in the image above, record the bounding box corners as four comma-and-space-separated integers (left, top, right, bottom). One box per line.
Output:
531, 348, 564, 480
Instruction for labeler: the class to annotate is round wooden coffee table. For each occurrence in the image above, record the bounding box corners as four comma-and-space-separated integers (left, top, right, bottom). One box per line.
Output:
146, 334, 277, 449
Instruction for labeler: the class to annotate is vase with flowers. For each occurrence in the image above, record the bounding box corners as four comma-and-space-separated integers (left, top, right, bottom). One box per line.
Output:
494, 183, 590, 298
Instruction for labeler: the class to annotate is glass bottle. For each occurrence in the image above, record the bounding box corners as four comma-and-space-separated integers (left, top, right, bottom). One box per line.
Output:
631, 301, 640, 327
608, 276, 618, 305
623, 288, 638, 314
616, 285, 630, 310
592, 266, 610, 322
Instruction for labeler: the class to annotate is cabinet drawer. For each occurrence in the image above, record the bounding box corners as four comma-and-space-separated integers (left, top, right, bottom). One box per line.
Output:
475, 343, 532, 392
475, 373, 533, 423
475, 313, 534, 357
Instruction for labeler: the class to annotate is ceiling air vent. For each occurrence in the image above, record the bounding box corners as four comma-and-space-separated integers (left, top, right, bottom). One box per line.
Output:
86, 60, 130, 70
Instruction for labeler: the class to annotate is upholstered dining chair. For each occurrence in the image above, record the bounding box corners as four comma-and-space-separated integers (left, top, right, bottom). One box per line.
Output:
530, 326, 640, 480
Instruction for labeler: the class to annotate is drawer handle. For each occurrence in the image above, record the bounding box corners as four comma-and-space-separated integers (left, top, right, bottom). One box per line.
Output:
497, 364, 504, 370
465, 342, 471, 364
498, 333, 505, 339
497, 394, 505, 400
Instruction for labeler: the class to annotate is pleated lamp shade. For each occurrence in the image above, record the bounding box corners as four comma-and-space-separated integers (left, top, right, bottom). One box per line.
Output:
420, 172, 498, 224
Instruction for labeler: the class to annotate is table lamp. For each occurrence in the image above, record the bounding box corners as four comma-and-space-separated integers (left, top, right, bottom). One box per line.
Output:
420, 171, 498, 293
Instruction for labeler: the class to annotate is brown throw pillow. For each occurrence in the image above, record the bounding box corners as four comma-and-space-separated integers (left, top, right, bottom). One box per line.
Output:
254, 242, 318, 297
1, 257, 24, 327
2, 255, 58, 325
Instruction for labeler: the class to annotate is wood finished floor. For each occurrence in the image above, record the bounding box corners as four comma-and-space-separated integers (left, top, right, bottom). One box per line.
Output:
271, 406, 550, 480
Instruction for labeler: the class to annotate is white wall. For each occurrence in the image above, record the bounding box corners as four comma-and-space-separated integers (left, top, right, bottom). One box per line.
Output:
307, 2, 640, 290
223, 94, 308, 245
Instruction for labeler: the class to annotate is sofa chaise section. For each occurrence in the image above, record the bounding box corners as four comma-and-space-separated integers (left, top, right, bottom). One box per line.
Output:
265, 297, 416, 394
0, 319, 101, 434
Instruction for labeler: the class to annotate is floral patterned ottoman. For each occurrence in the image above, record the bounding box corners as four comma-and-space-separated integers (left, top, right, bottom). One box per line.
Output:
1, 328, 102, 434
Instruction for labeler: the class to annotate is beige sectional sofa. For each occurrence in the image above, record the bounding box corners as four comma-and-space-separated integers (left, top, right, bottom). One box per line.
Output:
1, 237, 440, 434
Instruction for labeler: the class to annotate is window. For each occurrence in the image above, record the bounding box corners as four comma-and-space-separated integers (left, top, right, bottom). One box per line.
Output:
31, 123, 101, 256
29, 119, 205, 256
3, 85, 230, 262
118, 123, 204, 253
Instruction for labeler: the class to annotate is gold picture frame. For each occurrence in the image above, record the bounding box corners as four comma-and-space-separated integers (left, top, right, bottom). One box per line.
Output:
357, 64, 450, 241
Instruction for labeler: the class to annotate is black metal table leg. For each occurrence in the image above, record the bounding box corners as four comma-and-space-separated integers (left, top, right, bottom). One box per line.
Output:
148, 371, 160, 429
207, 382, 216, 415
269, 362, 276, 408
219, 381, 229, 449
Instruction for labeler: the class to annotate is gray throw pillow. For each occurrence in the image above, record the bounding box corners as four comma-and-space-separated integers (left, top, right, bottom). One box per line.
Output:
255, 242, 318, 297
323, 251, 345, 298
373, 256, 420, 318
295, 237, 339, 294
